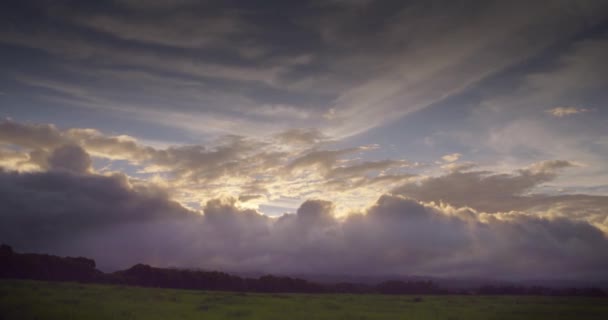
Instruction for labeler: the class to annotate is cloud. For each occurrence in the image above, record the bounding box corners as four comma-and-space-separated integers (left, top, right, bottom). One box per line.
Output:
286, 148, 363, 174
0, 119, 606, 277
0, 168, 192, 261
275, 128, 329, 147
327, 160, 410, 179
244, 104, 313, 120
0, 120, 63, 150
0, 119, 411, 213
395, 160, 575, 212
1, 167, 607, 280
547, 107, 590, 117
458, 36, 608, 172
2, 119, 605, 230
1, 1, 607, 282
394, 160, 608, 233
440, 162, 476, 172
312, 1, 608, 137
46, 145, 92, 174
3, 1, 606, 139
238, 194, 263, 203
441, 153, 461, 163
75, 10, 244, 49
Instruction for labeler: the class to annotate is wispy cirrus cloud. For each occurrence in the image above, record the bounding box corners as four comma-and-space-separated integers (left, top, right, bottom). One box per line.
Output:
2, 1, 606, 139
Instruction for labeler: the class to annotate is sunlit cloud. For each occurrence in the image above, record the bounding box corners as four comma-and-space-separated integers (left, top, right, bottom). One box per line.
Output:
441, 153, 461, 163
0, 119, 414, 214
546, 107, 591, 117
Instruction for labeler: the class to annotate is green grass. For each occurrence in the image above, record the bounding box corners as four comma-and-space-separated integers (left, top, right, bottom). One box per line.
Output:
1, 279, 607, 319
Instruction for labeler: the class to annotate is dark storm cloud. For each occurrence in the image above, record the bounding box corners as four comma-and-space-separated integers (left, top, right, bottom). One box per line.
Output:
1, 163, 607, 280
0, 168, 192, 255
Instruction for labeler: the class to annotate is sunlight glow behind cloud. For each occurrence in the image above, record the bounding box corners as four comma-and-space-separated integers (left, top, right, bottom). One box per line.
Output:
1, 0, 607, 279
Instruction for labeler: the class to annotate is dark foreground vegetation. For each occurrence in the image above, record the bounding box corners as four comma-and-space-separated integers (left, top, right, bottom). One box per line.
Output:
2, 279, 608, 320
1, 244, 606, 296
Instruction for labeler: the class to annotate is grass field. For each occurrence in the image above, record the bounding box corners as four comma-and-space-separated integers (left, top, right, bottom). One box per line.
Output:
1, 279, 607, 319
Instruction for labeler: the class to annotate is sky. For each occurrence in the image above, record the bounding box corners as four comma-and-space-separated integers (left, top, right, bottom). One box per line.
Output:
1, 0, 608, 280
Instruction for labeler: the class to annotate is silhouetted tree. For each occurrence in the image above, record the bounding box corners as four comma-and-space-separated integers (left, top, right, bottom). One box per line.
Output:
2, 244, 605, 296
0, 244, 100, 282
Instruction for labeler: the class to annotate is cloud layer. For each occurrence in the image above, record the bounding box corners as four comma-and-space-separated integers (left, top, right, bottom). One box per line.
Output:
547, 107, 591, 117
1, 166, 606, 280
0, 119, 413, 213
1, 120, 607, 280
1, 1, 606, 138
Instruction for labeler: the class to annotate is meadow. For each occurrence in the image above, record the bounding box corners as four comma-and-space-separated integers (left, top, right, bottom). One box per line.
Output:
1, 279, 607, 320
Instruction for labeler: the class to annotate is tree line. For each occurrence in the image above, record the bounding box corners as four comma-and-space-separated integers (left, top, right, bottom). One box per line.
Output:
1, 244, 605, 296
